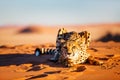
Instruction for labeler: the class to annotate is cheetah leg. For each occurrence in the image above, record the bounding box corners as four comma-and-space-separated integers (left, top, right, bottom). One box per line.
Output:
87, 56, 103, 65
49, 49, 60, 62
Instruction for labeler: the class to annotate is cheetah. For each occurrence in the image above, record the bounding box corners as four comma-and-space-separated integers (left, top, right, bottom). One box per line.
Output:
35, 28, 103, 67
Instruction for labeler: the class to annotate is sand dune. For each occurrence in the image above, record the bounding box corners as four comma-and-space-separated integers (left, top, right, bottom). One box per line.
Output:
0, 23, 120, 45
0, 23, 120, 80
0, 42, 120, 80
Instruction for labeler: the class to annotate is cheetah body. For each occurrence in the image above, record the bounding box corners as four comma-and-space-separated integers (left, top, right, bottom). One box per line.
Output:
35, 28, 102, 66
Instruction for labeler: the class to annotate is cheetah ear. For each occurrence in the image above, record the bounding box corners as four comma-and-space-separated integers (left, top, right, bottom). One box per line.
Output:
58, 28, 67, 35
62, 28, 67, 33
84, 31, 90, 47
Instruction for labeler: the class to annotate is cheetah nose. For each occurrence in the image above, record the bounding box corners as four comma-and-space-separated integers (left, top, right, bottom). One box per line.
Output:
66, 54, 70, 57
66, 55, 72, 59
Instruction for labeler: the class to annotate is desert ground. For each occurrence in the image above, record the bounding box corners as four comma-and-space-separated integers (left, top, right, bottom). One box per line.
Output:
0, 23, 120, 80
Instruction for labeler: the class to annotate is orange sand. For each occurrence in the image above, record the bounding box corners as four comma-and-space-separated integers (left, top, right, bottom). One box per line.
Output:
0, 23, 120, 80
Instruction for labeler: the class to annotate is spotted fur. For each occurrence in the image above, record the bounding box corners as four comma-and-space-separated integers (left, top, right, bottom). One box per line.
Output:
35, 28, 103, 67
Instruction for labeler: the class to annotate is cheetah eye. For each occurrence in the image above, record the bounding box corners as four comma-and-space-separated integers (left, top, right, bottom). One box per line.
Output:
67, 53, 71, 55
63, 47, 67, 49
88, 36, 90, 38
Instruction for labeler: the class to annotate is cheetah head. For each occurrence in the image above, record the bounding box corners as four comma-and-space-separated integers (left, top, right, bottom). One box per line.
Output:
57, 28, 90, 66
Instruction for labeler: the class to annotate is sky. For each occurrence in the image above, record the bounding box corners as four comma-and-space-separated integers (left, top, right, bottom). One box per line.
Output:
0, 0, 120, 25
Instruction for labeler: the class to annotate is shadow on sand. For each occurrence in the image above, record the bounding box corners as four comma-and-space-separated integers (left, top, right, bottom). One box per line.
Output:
0, 53, 62, 67
97, 32, 120, 42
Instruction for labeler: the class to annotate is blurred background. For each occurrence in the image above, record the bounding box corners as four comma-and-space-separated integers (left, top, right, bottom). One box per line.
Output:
0, 0, 120, 25
0, 0, 120, 45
